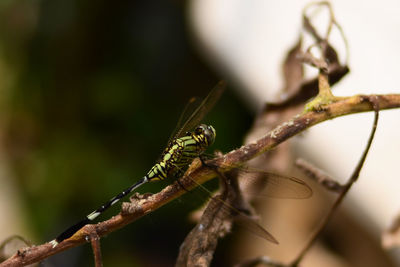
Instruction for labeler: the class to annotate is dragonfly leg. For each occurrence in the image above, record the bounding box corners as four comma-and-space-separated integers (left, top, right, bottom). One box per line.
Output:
198, 154, 219, 171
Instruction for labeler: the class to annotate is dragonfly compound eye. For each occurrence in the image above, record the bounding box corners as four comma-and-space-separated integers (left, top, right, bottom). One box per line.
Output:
195, 124, 207, 135
204, 125, 216, 145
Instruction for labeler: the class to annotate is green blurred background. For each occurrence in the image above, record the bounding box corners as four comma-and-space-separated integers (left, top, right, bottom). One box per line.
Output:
0, 1, 252, 266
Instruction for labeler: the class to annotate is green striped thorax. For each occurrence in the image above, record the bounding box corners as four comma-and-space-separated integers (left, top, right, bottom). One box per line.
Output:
146, 124, 216, 182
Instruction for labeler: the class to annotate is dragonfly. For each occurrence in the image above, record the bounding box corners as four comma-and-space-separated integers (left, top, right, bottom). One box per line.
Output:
50, 81, 225, 247
50, 80, 312, 247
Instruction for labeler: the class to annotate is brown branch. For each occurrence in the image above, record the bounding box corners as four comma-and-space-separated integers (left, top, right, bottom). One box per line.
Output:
89, 232, 103, 267
1, 93, 400, 267
175, 190, 233, 266
295, 158, 343, 193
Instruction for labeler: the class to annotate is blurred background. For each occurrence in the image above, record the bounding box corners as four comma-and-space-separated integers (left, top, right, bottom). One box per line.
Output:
0, 0, 399, 266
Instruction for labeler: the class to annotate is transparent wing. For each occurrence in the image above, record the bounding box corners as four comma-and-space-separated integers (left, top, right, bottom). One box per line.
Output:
166, 96, 202, 144
173, 80, 226, 139
183, 173, 279, 244
180, 164, 311, 244
235, 213, 278, 244
236, 167, 312, 199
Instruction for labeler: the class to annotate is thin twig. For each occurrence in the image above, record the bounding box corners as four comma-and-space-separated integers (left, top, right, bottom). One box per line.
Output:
89, 233, 103, 267
295, 158, 343, 193
303, 1, 349, 64
290, 96, 380, 266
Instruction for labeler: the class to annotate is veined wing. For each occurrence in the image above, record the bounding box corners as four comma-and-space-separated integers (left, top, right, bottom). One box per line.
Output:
183, 165, 312, 244
172, 80, 226, 140
235, 167, 313, 199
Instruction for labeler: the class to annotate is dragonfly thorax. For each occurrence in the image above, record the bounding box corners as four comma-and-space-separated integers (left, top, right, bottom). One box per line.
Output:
146, 124, 216, 182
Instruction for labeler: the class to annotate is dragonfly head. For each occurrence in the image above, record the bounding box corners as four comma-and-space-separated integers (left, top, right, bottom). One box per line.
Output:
195, 124, 216, 147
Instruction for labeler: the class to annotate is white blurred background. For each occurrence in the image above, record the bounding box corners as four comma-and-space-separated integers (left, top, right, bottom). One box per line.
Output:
189, 0, 400, 265
189, 0, 400, 233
